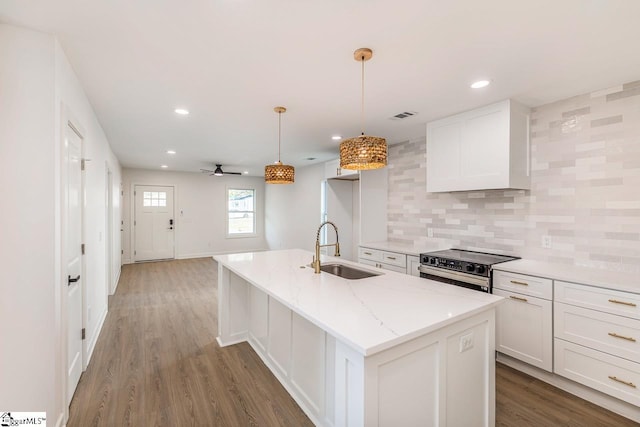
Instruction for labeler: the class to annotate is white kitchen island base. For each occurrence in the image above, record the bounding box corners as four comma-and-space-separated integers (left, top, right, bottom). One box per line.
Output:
215, 251, 499, 427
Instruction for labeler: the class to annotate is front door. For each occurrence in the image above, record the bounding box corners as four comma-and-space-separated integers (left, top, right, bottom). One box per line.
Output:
134, 185, 175, 261
65, 122, 83, 405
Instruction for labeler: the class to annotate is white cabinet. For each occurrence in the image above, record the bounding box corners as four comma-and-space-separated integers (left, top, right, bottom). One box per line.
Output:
554, 280, 640, 406
493, 271, 553, 372
407, 255, 420, 277
426, 99, 531, 192
325, 158, 359, 180
358, 246, 417, 275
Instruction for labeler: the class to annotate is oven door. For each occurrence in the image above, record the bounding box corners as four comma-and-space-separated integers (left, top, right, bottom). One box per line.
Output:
418, 265, 490, 293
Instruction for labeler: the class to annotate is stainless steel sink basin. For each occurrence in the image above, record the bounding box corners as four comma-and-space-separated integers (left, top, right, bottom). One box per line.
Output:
319, 263, 380, 280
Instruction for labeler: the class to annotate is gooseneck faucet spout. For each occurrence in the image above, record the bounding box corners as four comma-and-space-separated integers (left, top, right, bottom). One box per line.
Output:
312, 221, 340, 273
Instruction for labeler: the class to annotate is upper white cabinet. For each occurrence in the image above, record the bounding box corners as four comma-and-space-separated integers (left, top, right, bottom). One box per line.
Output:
325, 159, 359, 180
426, 99, 531, 192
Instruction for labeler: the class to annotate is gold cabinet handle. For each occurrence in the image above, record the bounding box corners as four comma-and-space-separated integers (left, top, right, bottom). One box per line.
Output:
608, 332, 637, 342
608, 376, 637, 388
608, 299, 637, 307
509, 295, 528, 302
387, 256, 396, 260
364, 252, 372, 255
510, 280, 529, 286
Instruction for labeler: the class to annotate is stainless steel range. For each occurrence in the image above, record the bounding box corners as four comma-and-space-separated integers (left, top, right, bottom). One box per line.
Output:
419, 249, 519, 293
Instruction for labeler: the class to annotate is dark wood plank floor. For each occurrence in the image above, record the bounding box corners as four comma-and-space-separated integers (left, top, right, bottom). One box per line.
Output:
69, 258, 639, 427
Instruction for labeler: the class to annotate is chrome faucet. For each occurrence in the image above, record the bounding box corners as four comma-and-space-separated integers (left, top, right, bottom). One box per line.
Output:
312, 221, 340, 273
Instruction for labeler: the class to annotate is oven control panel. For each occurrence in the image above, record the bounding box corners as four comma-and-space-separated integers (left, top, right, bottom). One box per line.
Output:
420, 255, 488, 277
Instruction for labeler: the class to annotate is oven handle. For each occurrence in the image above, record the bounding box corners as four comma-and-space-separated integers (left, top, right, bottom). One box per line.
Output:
418, 265, 490, 287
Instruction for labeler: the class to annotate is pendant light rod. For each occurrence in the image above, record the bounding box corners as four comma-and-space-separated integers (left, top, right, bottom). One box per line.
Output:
353, 48, 372, 136
274, 106, 286, 163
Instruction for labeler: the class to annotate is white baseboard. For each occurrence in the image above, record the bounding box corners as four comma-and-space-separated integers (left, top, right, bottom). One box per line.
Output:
122, 258, 132, 265
85, 307, 108, 368
55, 411, 64, 427
497, 353, 640, 423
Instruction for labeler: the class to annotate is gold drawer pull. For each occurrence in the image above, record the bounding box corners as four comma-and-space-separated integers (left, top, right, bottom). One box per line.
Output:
608, 332, 637, 342
608, 376, 637, 388
364, 252, 372, 256
509, 295, 528, 302
608, 299, 637, 307
387, 256, 396, 260
510, 280, 529, 286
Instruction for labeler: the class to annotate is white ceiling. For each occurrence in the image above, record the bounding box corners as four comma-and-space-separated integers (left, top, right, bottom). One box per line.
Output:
2, 0, 640, 175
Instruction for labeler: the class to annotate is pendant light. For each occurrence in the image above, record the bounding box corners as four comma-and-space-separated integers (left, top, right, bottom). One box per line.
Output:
339, 48, 387, 170
265, 106, 295, 184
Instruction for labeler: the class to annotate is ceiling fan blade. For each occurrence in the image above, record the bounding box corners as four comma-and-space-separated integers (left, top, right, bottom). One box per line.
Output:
200, 169, 214, 173
224, 172, 243, 175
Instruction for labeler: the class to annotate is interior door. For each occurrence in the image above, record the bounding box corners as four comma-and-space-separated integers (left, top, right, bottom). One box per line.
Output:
134, 185, 175, 261
65, 122, 83, 405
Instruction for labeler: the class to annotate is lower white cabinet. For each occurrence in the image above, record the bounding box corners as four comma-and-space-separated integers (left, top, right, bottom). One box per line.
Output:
553, 280, 640, 407
407, 255, 420, 277
555, 339, 640, 407
493, 289, 553, 371
493, 271, 553, 372
358, 246, 417, 276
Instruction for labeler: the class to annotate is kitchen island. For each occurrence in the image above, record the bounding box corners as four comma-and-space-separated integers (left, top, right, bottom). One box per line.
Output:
214, 249, 503, 427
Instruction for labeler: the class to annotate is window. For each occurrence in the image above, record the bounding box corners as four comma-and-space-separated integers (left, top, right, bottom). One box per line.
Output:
227, 188, 256, 236
143, 191, 166, 207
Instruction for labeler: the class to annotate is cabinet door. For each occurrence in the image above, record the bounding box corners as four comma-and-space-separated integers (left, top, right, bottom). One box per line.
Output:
459, 104, 509, 188
494, 289, 553, 371
426, 119, 462, 192
407, 256, 420, 277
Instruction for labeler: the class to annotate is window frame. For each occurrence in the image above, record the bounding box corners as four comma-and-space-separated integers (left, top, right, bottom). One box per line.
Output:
226, 186, 258, 238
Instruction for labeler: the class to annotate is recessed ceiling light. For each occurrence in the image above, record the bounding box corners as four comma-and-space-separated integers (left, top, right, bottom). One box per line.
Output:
470, 80, 491, 89
243, 171, 249, 175
332, 135, 342, 140
166, 150, 176, 154
161, 165, 168, 168
174, 108, 189, 115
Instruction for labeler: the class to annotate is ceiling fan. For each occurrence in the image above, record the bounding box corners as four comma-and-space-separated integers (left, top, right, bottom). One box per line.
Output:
200, 164, 242, 176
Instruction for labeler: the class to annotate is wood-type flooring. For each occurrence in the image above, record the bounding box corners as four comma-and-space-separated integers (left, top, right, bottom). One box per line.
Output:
68, 258, 639, 427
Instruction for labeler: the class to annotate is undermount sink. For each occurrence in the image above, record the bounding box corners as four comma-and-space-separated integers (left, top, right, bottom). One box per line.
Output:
319, 263, 380, 280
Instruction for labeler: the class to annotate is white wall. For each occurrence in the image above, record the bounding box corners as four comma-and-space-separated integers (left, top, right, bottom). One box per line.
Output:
265, 163, 325, 252
0, 24, 58, 422
122, 168, 267, 261
55, 40, 122, 367
0, 23, 121, 426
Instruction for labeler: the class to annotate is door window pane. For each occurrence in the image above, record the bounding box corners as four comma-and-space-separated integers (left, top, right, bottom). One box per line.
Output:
143, 191, 166, 208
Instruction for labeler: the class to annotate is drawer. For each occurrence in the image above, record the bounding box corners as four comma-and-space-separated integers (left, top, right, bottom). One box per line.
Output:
554, 338, 640, 407
494, 289, 553, 372
359, 247, 383, 262
358, 258, 406, 274
555, 281, 640, 320
382, 251, 406, 268
555, 302, 640, 362
493, 270, 552, 300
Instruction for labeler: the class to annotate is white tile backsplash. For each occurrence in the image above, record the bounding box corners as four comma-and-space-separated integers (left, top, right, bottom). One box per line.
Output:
387, 80, 640, 274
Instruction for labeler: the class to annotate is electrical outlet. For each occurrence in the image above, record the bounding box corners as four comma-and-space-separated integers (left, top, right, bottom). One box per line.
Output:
427, 227, 434, 238
459, 332, 474, 353
541, 235, 552, 249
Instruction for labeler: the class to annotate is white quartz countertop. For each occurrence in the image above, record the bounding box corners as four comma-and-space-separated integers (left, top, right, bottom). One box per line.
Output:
214, 249, 503, 356
493, 259, 639, 294
359, 241, 448, 257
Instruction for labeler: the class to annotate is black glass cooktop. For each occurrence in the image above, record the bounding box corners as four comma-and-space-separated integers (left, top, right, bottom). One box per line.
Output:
421, 249, 519, 266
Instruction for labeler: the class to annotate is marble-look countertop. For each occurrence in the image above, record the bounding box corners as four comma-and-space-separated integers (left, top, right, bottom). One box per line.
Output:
359, 240, 448, 257
493, 259, 639, 294
214, 249, 503, 356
